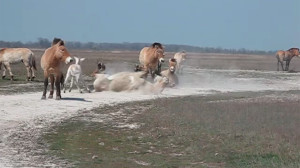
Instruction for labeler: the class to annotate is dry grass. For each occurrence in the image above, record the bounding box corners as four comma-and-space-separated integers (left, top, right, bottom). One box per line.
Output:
44, 92, 300, 168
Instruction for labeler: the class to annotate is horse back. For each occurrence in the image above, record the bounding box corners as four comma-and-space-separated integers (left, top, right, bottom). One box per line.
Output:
0, 48, 33, 63
139, 47, 157, 67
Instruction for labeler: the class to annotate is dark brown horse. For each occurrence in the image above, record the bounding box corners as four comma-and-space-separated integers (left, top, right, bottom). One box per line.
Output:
276, 48, 300, 71
40, 38, 73, 100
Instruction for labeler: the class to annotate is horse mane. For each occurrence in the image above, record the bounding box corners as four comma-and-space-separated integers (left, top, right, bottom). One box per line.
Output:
52, 38, 65, 46
151, 42, 163, 49
170, 58, 177, 62
288, 48, 299, 51
0, 48, 6, 53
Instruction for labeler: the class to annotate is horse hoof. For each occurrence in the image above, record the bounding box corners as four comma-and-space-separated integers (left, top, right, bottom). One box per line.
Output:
2, 76, 5, 79
55, 96, 61, 100
10, 76, 14, 81
64, 90, 66, 93
88, 90, 91, 93
80, 91, 83, 93
48, 95, 53, 99
41, 96, 46, 100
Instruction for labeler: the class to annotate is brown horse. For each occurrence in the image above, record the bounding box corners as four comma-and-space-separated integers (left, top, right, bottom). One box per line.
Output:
41, 38, 73, 100
0, 48, 36, 81
138, 42, 165, 78
276, 48, 300, 71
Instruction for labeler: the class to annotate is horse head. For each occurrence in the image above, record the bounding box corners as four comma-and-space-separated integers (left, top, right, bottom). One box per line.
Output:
54, 40, 73, 64
151, 42, 165, 63
181, 51, 187, 61
97, 61, 106, 71
168, 58, 177, 73
74, 56, 86, 65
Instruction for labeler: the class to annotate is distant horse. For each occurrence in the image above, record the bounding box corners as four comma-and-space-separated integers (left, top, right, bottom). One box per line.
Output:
138, 42, 165, 78
41, 38, 73, 100
276, 48, 300, 71
161, 58, 179, 87
0, 48, 36, 81
64, 56, 90, 93
174, 51, 187, 74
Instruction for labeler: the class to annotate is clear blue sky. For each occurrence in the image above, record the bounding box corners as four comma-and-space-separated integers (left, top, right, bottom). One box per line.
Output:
0, 0, 299, 51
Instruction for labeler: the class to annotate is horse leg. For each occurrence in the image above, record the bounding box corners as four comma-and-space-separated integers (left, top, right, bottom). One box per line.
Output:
28, 66, 35, 81
286, 60, 291, 71
30, 67, 35, 81
48, 75, 54, 99
25, 66, 31, 81
55, 73, 62, 100
63, 72, 70, 93
2, 63, 7, 79
285, 60, 289, 71
75, 76, 82, 93
4, 63, 14, 80
41, 72, 49, 99
80, 75, 91, 93
280, 61, 284, 71
69, 77, 74, 92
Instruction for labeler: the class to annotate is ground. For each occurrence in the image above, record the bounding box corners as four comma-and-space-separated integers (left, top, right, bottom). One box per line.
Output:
0, 50, 299, 167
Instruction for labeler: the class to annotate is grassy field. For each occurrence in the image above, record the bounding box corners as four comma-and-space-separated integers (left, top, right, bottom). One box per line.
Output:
1, 49, 300, 167
44, 91, 300, 168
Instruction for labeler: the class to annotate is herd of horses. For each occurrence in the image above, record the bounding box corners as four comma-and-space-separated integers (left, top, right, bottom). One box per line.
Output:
0, 37, 299, 100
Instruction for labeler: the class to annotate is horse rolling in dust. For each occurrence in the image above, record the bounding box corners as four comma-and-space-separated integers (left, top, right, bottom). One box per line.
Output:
173, 51, 187, 74
0, 48, 36, 81
138, 42, 165, 78
93, 71, 169, 94
276, 48, 300, 71
41, 38, 74, 100
63, 56, 91, 93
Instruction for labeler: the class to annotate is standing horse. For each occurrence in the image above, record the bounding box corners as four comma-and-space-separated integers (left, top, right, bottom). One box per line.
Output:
41, 39, 73, 100
64, 56, 90, 93
276, 48, 300, 71
0, 48, 36, 81
174, 51, 187, 74
161, 58, 179, 87
138, 42, 165, 78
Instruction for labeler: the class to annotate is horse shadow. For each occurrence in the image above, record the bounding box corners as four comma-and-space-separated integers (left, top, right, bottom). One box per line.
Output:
61, 97, 92, 102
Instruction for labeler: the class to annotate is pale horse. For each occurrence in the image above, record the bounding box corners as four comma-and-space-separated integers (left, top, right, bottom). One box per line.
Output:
173, 51, 187, 74
63, 56, 91, 93
0, 48, 36, 81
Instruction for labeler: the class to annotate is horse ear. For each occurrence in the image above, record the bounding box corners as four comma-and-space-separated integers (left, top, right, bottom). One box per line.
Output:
80, 58, 86, 62
55, 40, 64, 46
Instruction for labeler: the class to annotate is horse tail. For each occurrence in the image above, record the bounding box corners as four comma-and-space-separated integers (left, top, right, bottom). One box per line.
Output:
31, 53, 37, 70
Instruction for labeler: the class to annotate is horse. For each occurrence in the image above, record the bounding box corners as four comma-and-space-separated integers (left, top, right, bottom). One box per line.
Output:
63, 56, 90, 93
93, 71, 169, 94
138, 42, 165, 78
91, 60, 106, 77
0, 48, 36, 81
276, 48, 300, 71
40, 38, 73, 100
161, 58, 179, 87
174, 51, 187, 74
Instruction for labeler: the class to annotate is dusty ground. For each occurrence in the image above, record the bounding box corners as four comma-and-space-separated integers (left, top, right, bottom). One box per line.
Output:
0, 50, 300, 167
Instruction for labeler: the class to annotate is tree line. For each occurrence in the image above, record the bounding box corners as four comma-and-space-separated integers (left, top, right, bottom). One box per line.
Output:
0, 38, 274, 55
